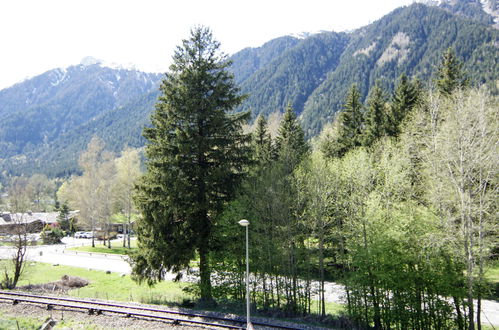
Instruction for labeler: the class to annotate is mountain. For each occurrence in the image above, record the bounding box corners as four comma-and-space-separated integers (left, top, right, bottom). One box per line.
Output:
0, 59, 162, 158
430, 0, 499, 27
0, 2, 498, 181
3, 91, 160, 178
232, 2, 498, 135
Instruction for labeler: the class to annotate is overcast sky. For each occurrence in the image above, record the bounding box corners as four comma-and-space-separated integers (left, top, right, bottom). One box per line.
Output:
0, 0, 414, 90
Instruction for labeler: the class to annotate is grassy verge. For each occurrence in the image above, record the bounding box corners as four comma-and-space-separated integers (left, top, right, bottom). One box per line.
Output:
67, 240, 137, 255
0, 313, 42, 330
3, 261, 348, 329
17, 262, 192, 306
484, 260, 499, 300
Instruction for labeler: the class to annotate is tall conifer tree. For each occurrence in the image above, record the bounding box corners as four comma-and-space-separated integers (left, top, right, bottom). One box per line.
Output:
435, 47, 468, 96
275, 105, 309, 172
362, 82, 388, 147
131, 27, 250, 301
252, 115, 273, 166
388, 74, 420, 137
325, 84, 364, 158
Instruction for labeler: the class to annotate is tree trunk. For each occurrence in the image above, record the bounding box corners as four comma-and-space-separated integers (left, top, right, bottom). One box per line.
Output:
454, 296, 465, 330
123, 224, 126, 248
318, 230, 325, 316
91, 218, 95, 248
198, 245, 212, 302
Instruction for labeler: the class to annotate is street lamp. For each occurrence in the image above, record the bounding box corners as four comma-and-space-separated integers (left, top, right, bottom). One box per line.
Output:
238, 219, 252, 329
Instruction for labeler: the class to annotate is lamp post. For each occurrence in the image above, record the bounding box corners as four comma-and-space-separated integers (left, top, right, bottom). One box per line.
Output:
238, 219, 252, 329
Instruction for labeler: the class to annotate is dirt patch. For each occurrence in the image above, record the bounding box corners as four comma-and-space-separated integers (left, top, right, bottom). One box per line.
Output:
18, 275, 89, 293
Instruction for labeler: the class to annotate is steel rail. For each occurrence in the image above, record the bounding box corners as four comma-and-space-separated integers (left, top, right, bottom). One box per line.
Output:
0, 291, 302, 329
0, 292, 241, 329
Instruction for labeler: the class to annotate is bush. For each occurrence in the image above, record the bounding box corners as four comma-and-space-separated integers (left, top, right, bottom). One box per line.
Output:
41, 226, 65, 244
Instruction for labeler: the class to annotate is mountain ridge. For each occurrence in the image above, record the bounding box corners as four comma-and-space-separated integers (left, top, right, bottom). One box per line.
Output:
0, 1, 497, 181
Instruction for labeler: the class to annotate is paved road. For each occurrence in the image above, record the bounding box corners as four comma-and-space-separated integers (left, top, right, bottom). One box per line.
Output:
0, 240, 497, 326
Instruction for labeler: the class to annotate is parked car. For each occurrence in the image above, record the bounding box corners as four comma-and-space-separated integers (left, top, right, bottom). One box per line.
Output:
74, 231, 85, 238
83, 232, 93, 239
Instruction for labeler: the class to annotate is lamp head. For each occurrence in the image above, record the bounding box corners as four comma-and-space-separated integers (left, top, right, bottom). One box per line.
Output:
238, 219, 250, 227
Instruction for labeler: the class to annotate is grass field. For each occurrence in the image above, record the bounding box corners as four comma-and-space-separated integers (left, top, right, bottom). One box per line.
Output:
485, 260, 499, 283
17, 262, 193, 306
67, 239, 138, 255
0, 313, 42, 330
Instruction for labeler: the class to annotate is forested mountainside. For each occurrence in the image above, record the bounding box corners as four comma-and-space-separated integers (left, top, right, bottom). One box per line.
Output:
0, 61, 161, 158
0, 1, 497, 180
233, 2, 498, 135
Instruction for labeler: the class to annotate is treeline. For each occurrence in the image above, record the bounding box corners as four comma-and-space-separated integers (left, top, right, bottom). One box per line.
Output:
206, 48, 497, 329
57, 137, 142, 248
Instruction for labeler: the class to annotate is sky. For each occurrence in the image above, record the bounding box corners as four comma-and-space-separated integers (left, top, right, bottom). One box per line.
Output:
0, 0, 414, 90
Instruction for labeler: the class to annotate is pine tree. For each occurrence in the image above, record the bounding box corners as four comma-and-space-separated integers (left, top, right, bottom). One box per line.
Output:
387, 74, 420, 137
275, 105, 309, 172
131, 27, 250, 301
435, 48, 468, 96
325, 84, 364, 158
252, 115, 273, 166
362, 82, 388, 147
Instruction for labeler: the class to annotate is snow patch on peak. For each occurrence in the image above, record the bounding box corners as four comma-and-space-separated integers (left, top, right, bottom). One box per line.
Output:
50, 68, 68, 86
80, 56, 102, 66
480, 0, 499, 26
289, 30, 328, 39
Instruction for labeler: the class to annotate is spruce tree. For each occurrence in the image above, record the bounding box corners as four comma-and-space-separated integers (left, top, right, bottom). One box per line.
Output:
327, 84, 364, 158
275, 105, 309, 172
252, 115, 273, 166
362, 82, 388, 147
131, 27, 250, 301
435, 48, 468, 96
387, 74, 420, 137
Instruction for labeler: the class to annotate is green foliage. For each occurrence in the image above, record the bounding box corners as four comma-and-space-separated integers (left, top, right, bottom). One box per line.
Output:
252, 115, 273, 166
362, 82, 389, 146
131, 26, 251, 301
275, 105, 309, 171
321, 84, 364, 158
387, 74, 421, 136
57, 202, 74, 233
41, 225, 65, 245
435, 47, 469, 96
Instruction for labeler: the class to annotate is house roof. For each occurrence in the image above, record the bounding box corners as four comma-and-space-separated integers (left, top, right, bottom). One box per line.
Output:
0, 211, 78, 226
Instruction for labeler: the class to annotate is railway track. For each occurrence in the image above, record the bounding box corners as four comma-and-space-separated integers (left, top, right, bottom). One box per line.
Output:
0, 290, 302, 329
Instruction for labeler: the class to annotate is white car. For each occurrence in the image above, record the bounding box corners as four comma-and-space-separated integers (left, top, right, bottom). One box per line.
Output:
74, 231, 85, 238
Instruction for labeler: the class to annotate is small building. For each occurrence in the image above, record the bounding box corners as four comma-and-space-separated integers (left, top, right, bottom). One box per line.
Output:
0, 211, 78, 233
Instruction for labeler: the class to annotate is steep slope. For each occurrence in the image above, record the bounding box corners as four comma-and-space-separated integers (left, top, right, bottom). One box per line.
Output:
300, 3, 498, 135
230, 36, 301, 84
0, 61, 161, 157
436, 0, 499, 26
1, 2, 498, 180
236, 32, 350, 120
1, 91, 159, 178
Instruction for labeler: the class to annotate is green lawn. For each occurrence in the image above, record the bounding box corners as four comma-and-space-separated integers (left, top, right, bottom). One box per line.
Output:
485, 260, 499, 283
0, 313, 42, 330
484, 260, 499, 300
67, 239, 138, 255
17, 262, 192, 306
